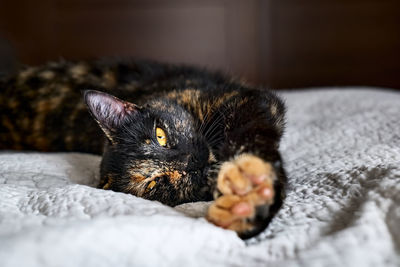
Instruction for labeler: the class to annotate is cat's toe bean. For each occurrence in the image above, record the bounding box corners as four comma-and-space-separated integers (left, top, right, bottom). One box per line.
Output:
258, 185, 274, 200
231, 201, 253, 216
235, 154, 272, 177
217, 162, 252, 195
207, 204, 234, 227
208, 195, 255, 227
248, 174, 267, 185
214, 194, 241, 208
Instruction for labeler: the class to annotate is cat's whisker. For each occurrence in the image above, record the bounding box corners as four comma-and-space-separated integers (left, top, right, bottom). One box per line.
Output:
203, 113, 225, 140
198, 105, 214, 135
203, 110, 223, 134
208, 136, 225, 148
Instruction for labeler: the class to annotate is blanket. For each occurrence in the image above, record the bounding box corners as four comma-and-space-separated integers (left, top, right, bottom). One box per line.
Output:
1, 88, 399, 267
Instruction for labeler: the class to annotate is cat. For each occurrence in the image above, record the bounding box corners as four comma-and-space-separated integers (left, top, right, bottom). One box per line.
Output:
0, 59, 287, 239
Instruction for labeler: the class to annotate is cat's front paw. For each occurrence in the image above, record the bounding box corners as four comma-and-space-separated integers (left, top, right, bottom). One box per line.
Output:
207, 154, 276, 239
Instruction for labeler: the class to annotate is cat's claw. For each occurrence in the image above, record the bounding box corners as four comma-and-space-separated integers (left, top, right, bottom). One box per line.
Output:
207, 154, 276, 238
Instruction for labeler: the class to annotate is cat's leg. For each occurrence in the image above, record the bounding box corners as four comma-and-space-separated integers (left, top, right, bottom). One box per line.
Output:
206, 90, 286, 238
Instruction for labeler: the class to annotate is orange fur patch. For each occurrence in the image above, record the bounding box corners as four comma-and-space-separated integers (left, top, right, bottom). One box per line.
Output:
165, 171, 182, 182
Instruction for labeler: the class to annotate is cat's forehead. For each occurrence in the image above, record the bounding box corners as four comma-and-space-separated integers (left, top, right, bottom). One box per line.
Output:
147, 99, 194, 133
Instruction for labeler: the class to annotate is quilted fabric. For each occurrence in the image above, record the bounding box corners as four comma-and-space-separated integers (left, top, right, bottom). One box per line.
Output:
1, 88, 399, 267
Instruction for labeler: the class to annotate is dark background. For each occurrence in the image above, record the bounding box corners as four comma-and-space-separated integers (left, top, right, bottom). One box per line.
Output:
0, 0, 399, 89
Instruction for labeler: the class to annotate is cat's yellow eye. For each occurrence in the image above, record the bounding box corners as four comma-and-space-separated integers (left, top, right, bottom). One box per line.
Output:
145, 180, 157, 193
156, 127, 167, 147
147, 180, 157, 190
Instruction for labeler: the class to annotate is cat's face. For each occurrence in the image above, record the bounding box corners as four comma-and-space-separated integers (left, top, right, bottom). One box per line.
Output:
84, 90, 215, 206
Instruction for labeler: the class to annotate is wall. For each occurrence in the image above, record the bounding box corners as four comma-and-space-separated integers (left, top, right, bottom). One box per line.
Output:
1, 0, 399, 89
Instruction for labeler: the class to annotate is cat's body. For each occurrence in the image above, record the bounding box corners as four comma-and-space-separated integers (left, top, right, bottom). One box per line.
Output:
0, 59, 287, 238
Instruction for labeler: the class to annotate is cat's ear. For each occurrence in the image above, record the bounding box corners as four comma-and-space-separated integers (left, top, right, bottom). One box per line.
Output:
83, 90, 138, 143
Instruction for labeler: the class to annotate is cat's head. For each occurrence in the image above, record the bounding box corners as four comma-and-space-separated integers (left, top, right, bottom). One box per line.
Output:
84, 90, 215, 206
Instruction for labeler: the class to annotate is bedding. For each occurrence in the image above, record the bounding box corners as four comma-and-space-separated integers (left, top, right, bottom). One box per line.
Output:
1, 88, 399, 267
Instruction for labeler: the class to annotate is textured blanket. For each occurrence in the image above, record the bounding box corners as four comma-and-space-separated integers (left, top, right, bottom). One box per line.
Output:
1, 88, 399, 267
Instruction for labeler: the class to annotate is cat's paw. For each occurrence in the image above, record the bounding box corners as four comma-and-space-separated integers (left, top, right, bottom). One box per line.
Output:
207, 154, 276, 238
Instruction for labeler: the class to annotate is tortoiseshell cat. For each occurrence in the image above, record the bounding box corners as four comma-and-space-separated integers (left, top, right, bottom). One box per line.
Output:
0, 59, 286, 239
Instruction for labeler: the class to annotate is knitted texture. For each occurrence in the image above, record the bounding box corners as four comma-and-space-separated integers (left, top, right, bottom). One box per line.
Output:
0, 88, 399, 267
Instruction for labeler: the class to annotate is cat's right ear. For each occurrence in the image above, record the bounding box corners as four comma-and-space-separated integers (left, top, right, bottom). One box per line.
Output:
83, 90, 139, 143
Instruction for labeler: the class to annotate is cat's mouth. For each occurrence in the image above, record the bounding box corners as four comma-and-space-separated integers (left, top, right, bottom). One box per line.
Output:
135, 168, 211, 204
140, 171, 183, 195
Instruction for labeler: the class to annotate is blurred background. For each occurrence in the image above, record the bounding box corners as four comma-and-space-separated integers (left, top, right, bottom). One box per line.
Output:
0, 0, 399, 89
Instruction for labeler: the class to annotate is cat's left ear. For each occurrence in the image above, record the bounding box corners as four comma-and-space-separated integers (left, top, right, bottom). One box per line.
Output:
83, 90, 139, 143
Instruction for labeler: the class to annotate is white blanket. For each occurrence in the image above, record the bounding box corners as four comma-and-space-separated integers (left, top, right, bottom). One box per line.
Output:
1, 88, 399, 267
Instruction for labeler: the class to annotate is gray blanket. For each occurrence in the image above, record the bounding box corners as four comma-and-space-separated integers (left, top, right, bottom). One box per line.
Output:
0, 88, 399, 267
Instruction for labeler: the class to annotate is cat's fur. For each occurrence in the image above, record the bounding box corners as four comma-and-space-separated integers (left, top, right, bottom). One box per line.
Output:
0, 59, 287, 238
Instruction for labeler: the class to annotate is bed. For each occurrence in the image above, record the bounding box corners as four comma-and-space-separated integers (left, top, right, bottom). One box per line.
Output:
1, 88, 399, 267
